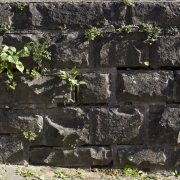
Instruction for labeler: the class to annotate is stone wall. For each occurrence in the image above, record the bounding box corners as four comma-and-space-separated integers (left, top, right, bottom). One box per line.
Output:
0, 1, 180, 171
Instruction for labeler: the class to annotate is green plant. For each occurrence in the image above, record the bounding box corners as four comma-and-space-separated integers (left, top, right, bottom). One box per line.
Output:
0, 44, 31, 90
16, 2, 26, 10
40, 173, 45, 180
59, 66, 86, 87
144, 61, 149, 66
15, 169, 38, 178
167, 26, 179, 35
139, 24, 161, 45
0, 23, 14, 33
85, 27, 101, 40
3, 175, 6, 180
123, 164, 139, 176
116, 25, 137, 33
170, 169, 180, 177
52, 171, 73, 180
59, 24, 69, 34
123, 0, 133, 6
77, 172, 87, 178
23, 132, 37, 141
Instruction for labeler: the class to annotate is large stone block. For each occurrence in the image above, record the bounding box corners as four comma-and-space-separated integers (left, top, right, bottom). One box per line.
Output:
94, 33, 148, 67
13, 75, 75, 104
150, 37, 180, 68
0, 136, 29, 165
115, 145, 166, 168
0, 108, 43, 134
116, 70, 174, 102
132, 3, 180, 27
149, 104, 180, 145
0, 4, 14, 25
174, 71, 180, 102
79, 73, 111, 104
90, 105, 146, 145
30, 146, 112, 166
50, 33, 89, 68
45, 107, 89, 146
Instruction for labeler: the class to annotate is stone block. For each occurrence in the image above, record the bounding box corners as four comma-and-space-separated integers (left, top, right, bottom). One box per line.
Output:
13, 75, 75, 104
174, 71, 180, 102
45, 107, 89, 146
79, 73, 111, 104
132, 3, 180, 27
167, 147, 180, 168
0, 108, 43, 134
30, 146, 112, 166
50, 33, 89, 68
0, 4, 14, 25
149, 104, 180, 145
93, 33, 148, 67
90, 105, 146, 145
150, 37, 180, 68
115, 145, 166, 167
0, 80, 10, 104
116, 70, 174, 102
0, 136, 29, 165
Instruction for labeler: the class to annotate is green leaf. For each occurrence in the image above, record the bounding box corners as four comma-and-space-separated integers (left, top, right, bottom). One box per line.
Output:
69, 66, 76, 74
9, 46, 16, 53
78, 81, 87, 85
59, 70, 66, 75
58, 74, 67, 79
7, 69, 13, 79
73, 71, 79, 78
144, 61, 149, 66
8, 55, 19, 64
0, 53, 8, 61
2, 45, 9, 52
16, 61, 24, 73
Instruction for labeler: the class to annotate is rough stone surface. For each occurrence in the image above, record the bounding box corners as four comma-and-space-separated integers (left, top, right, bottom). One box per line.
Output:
174, 71, 180, 102
116, 70, 174, 102
79, 73, 111, 104
94, 33, 148, 67
90, 106, 146, 145
149, 104, 180, 145
30, 146, 112, 166
132, 3, 180, 27
0, 79, 10, 104
115, 145, 166, 167
150, 36, 180, 68
45, 107, 89, 146
50, 33, 89, 68
13, 75, 75, 104
0, 4, 14, 25
0, 136, 29, 165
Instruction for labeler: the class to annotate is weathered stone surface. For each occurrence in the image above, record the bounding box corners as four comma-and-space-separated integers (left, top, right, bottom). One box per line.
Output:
79, 73, 110, 104
90, 106, 146, 145
115, 145, 166, 167
116, 70, 174, 102
13, 75, 74, 104
45, 107, 89, 146
149, 105, 180, 145
30, 146, 112, 166
0, 79, 10, 104
132, 3, 180, 27
50, 33, 89, 68
150, 37, 180, 68
0, 4, 14, 25
0, 108, 43, 134
174, 71, 180, 102
94, 33, 148, 67
3, 34, 44, 69
0, 136, 29, 165
167, 147, 180, 168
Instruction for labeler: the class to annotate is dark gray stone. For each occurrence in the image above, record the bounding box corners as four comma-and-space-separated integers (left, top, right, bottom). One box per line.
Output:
0, 80, 10, 104
0, 108, 43, 134
116, 70, 174, 102
79, 73, 111, 104
45, 107, 89, 146
50, 33, 89, 68
174, 71, 180, 102
116, 145, 166, 167
93, 33, 148, 67
149, 104, 180, 145
167, 147, 180, 168
0, 136, 29, 165
90, 106, 146, 145
132, 3, 180, 27
150, 37, 180, 68
13, 75, 75, 104
30, 146, 112, 166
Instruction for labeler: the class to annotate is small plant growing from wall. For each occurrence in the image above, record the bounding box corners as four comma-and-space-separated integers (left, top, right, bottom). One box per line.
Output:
23, 131, 37, 141
59, 24, 69, 34
166, 26, 179, 35
139, 24, 161, 45
123, 0, 133, 6
85, 27, 101, 40
116, 25, 138, 33
59, 66, 86, 87
16, 2, 26, 11
0, 23, 14, 33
